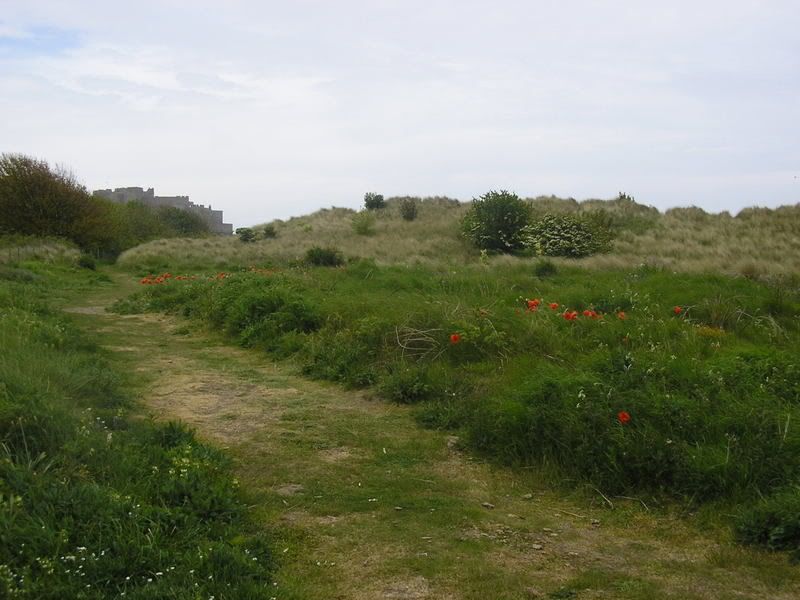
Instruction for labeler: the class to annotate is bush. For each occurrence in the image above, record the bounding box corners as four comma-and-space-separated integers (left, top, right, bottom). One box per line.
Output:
351, 211, 376, 235
236, 227, 257, 243
461, 190, 530, 252
261, 224, 277, 239
524, 213, 610, 257
363, 192, 385, 210
399, 199, 418, 221
533, 258, 557, 278
305, 246, 344, 266
737, 488, 800, 559
77, 253, 96, 270
379, 363, 433, 403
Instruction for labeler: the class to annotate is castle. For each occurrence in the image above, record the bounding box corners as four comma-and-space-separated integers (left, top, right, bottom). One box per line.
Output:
92, 187, 233, 235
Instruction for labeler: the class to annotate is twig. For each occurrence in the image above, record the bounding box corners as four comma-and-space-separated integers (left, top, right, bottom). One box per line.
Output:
556, 509, 586, 519
615, 495, 650, 512
590, 486, 614, 509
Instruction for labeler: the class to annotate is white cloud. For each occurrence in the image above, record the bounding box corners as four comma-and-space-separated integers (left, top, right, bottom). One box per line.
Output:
0, 1, 798, 226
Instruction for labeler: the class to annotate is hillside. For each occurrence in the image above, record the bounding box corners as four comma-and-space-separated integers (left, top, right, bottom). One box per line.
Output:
118, 196, 800, 279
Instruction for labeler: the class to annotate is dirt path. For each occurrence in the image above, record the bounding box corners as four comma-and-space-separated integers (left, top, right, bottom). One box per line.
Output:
65, 277, 800, 600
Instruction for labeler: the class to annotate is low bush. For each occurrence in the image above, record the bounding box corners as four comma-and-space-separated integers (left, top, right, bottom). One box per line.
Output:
305, 246, 344, 266
351, 211, 376, 235
261, 224, 277, 239
737, 488, 800, 560
78, 253, 97, 269
399, 199, 419, 221
236, 227, 257, 243
533, 259, 557, 278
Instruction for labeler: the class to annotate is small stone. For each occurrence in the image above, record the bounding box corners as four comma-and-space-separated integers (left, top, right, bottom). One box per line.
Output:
522, 493, 534, 500
548, 533, 559, 537
542, 528, 553, 532
531, 544, 543, 550
568, 551, 579, 557
481, 502, 495, 509
394, 506, 403, 511
591, 519, 601, 527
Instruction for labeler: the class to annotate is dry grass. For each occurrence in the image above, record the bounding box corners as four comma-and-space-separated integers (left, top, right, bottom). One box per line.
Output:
117, 197, 800, 279
0, 236, 80, 264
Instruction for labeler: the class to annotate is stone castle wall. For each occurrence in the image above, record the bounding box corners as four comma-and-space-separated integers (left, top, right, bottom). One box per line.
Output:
93, 187, 233, 235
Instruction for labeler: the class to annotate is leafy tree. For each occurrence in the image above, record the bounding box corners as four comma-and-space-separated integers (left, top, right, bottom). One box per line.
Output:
158, 206, 209, 236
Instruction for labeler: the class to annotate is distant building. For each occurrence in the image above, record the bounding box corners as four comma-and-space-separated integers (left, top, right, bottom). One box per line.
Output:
92, 187, 233, 235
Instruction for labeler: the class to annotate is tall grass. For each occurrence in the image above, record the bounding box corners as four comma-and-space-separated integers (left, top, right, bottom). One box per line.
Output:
118, 197, 800, 279
0, 263, 273, 598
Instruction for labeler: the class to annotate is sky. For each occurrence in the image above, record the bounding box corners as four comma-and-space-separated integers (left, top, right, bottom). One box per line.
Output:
1, 1, 798, 227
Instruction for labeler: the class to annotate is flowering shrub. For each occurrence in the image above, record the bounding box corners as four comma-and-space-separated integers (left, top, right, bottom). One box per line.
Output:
523, 213, 611, 257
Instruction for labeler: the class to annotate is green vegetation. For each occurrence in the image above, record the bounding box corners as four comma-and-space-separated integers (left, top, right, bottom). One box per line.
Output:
305, 246, 344, 267
350, 210, 376, 235
236, 227, 257, 243
0, 154, 209, 258
461, 190, 530, 252
114, 259, 800, 558
363, 192, 385, 210
0, 262, 273, 598
399, 198, 418, 221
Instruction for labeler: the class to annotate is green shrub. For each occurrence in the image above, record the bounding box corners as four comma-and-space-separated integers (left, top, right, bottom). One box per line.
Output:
78, 253, 96, 270
236, 227, 257, 243
364, 192, 385, 210
399, 199, 419, 221
524, 213, 610, 257
305, 246, 345, 266
737, 488, 800, 559
261, 224, 277, 239
461, 190, 530, 252
533, 259, 557, 278
379, 363, 433, 403
351, 211, 376, 235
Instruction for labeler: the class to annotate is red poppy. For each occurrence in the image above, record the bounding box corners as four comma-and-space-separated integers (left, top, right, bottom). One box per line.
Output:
450, 333, 461, 345
673, 306, 682, 315
617, 311, 626, 320
563, 311, 578, 321
582, 310, 593, 317
549, 302, 559, 310
527, 298, 541, 311
617, 410, 631, 425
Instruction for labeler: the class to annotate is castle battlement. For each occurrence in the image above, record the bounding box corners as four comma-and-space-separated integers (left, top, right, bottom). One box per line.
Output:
93, 187, 233, 235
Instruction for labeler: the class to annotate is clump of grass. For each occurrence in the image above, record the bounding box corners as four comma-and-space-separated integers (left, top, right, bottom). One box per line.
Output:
305, 246, 344, 266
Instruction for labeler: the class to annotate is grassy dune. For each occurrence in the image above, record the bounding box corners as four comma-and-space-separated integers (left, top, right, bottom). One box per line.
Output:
118, 196, 800, 279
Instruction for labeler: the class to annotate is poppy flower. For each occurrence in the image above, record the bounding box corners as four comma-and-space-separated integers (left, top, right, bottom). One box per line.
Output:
582, 309, 593, 317
549, 302, 559, 310
617, 410, 631, 425
450, 333, 462, 345
673, 306, 682, 315
617, 311, 626, 320
527, 298, 541, 311
563, 311, 578, 321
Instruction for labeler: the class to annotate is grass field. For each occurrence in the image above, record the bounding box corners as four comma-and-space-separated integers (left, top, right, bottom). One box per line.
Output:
115, 256, 800, 558
118, 196, 800, 280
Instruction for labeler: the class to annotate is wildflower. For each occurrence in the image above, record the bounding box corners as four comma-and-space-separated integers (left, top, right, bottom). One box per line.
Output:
450, 333, 461, 345
527, 298, 541, 311
617, 311, 626, 320
563, 311, 578, 321
617, 410, 631, 425
673, 306, 682, 315
582, 309, 593, 317
549, 302, 559, 310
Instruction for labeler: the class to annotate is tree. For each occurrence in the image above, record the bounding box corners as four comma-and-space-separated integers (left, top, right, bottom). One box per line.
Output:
363, 192, 385, 210
236, 227, 257, 243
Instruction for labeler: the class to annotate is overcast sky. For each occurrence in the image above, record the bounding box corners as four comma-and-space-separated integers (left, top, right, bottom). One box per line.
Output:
1, 1, 798, 226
